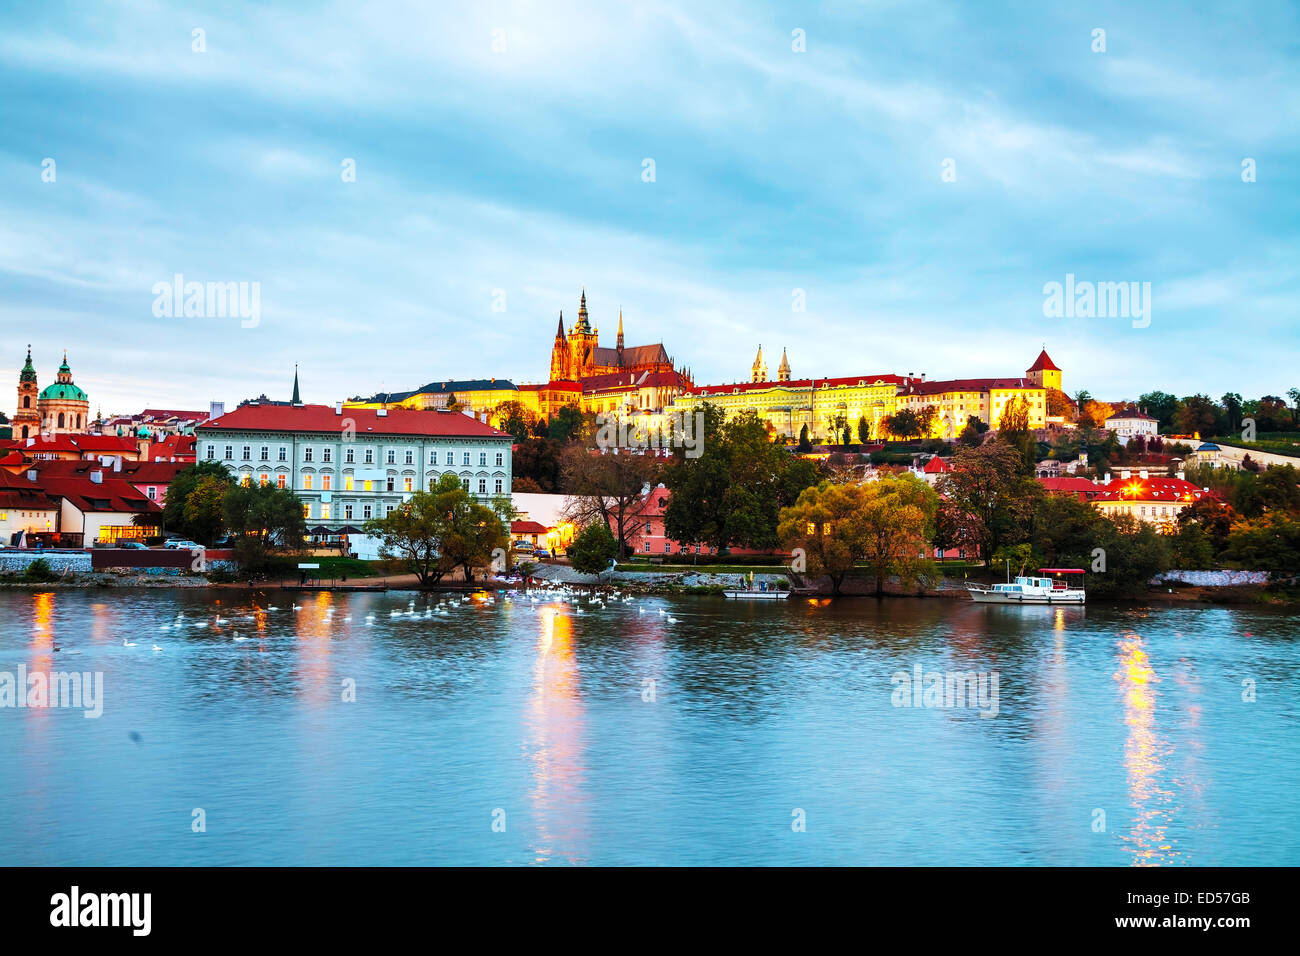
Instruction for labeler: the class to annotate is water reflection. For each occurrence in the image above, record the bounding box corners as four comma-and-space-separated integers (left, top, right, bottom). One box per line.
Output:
1115, 633, 1178, 865
527, 606, 589, 864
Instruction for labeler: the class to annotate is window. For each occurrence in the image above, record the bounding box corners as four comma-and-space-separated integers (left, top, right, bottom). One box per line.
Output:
304, 475, 313, 490
241, 474, 251, 487
479, 452, 487, 466
345, 448, 355, 463
277, 475, 286, 489
462, 452, 470, 466
386, 505, 394, 515
207, 444, 215, 459
260, 446, 269, 461
146, 487, 156, 500
321, 504, 331, 520
364, 449, 374, 464
225, 446, 233, 460
344, 505, 353, 520
386, 477, 395, 492
364, 480, 372, 493
304, 447, 313, 462
323, 475, 331, 491
494, 479, 502, 494
259, 474, 269, 486
323, 448, 332, 463
345, 476, 354, 491
461, 478, 469, 490
446, 452, 453, 465
278, 447, 287, 461
242, 446, 251, 460
645, 522, 652, 533
644, 541, 650, 552
405, 450, 413, 465
429, 451, 437, 465
404, 477, 413, 492
478, 478, 486, 494
387, 450, 396, 464
303, 504, 311, 519
495, 452, 503, 466
363, 505, 372, 519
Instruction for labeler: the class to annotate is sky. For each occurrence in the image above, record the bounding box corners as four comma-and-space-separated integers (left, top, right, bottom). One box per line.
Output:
1, 0, 1298, 415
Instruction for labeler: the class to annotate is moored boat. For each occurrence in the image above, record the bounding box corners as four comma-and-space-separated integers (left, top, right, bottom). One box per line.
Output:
966, 568, 1086, 604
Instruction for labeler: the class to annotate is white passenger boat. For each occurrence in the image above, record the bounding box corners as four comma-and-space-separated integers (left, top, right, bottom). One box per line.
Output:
723, 589, 790, 600
966, 568, 1086, 604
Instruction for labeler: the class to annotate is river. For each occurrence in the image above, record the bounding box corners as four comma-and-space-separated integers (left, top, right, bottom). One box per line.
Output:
1, 588, 1296, 865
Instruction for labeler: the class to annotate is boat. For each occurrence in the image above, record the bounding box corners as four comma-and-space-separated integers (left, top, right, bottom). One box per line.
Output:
723, 589, 790, 600
966, 568, 1086, 604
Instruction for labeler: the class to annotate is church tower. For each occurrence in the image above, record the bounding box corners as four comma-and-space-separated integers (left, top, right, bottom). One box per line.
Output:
567, 288, 598, 376
36, 351, 90, 435
777, 347, 791, 382
13, 345, 40, 440
549, 312, 572, 381
751, 345, 768, 383
1026, 348, 1062, 392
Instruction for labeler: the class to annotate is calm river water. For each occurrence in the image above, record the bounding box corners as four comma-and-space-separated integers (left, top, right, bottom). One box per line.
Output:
1, 588, 1296, 865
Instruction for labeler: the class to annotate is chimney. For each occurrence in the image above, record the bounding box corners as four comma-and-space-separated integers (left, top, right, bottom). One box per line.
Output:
89, 470, 103, 484
335, 402, 343, 415
209, 401, 225, 420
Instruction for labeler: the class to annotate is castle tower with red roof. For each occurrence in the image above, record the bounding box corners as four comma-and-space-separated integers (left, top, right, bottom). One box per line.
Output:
1026, 348, 1061, 392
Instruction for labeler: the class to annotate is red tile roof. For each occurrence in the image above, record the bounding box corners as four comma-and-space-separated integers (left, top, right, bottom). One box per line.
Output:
140, 408, 210, 421
29, 459, 189, 484
1094, 476, 1208, 503
1038, 476, 1101, 499
1026, 349, 1060, 373
0, 471, 162, 514
922, 456, 952, 473
901, 377, 1038, 396
510, 520, 550, 534
198, 404, 509, 439
1106, 406, 1156, 421
11, 434, 139, 455
519, 381, 582, 393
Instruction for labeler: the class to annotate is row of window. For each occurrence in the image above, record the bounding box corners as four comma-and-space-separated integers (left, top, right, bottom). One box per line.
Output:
238, 473, 506, 495
209, 444, 505, 467
301, 477, 504, 517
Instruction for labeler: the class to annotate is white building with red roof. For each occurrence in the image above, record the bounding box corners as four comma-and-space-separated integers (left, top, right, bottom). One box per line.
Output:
1105, 406, 1159, 441
1093, 475, 1212, 530
196, 401, 513, 529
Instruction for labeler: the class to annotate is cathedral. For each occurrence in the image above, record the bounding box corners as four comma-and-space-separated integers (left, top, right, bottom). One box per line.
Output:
548, 290, 680, 383
12, 347, 90, 439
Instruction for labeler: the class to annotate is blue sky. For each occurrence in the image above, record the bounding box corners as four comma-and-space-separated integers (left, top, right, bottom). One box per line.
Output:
1, 0, 1297, 414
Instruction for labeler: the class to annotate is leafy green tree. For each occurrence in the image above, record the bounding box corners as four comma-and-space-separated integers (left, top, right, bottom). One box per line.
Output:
1138, 391, 1180, 430
493, 400, 535, 442
163, 461, 236, 544
560, 445, 661, 558
223, 483, 307, 569
663, 405, 801, 554
1220, 392, 1244, 435
363, 476, 458, 586
857, 416, 871, 444
1222, 514, 1300, 573
1174, 394, 1224, 437
568, 521, 618, 576
937, 442, 1041, 563
997, 394, 1036, 473
513, 437, 565, 493
548, 403, 584, 442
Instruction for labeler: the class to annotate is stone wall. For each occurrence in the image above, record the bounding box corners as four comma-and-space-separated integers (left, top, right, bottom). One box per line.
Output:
1154, 570, 1272, 586
0, 551, 92, 574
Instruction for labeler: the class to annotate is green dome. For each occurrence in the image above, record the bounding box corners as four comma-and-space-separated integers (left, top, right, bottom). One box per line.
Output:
136, 426, 152, 437
39, 382, 89, 402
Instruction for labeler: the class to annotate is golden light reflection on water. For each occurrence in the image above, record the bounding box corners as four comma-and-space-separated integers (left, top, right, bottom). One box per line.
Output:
527, 606, 589, 864
292, 591, 335, 705
1115, 633, 1179, 866
27, 592, 55, 717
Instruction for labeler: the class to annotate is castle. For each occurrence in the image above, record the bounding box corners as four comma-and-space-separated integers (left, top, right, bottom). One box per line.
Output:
548, 290, 678, 383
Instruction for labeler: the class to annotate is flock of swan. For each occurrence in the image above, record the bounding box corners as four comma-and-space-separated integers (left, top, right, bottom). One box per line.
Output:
115, 583, 680, 652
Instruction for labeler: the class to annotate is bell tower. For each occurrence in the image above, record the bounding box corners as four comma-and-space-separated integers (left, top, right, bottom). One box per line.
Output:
14, 345, 40, 440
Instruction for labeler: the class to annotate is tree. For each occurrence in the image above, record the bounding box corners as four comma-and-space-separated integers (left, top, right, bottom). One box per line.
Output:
1045, 388, 1074, 419
548, 403, 584, 442
513, 437, 565, 493
883, 408, 920, 440
1079, 399, 1114, 430
163, 461, 236, 545
363, 479, 456, 586
778, 475, 937, 596
1138, 391, 1180, 430
568, 521, 618, 576
937, 442, 1041, 563
492, 401, 535, 442
1174, 394, 1224, 437
223, 483, 307, 569
663, 405, 808, 554
857, 416, 871, 444
997, 394, 1036, 473
560, 446, 661, 558
1220, 392, 1244, 435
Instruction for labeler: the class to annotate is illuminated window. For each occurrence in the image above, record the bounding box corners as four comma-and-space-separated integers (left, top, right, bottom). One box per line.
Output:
321, 504, 331, 520
241, 474, 251, 487
259, 473, 269, 486
277, 475, 286, 489
304, 475, 313, 490
303, 504, 311, 519
323, 475, 331, 491
344, 476, 354, 491
404, 477, 413, 492
364, 480, 372, 492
